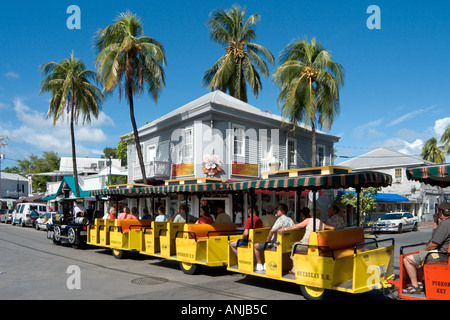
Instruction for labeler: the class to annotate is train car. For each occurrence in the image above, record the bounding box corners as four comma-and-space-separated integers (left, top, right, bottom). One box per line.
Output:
87, 166, 396, 299
390, 163, 450, 300
225, 168, 395, 300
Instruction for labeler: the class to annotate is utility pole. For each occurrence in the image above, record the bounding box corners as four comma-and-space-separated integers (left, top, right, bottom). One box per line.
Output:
0, 136, 9, 201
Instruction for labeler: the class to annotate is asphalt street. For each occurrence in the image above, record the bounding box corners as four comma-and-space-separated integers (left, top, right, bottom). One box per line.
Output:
0, 222, 433, 304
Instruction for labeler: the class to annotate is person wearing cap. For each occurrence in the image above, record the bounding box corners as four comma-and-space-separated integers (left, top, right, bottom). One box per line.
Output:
402, 201, 450, 294
261, 203, 277, 228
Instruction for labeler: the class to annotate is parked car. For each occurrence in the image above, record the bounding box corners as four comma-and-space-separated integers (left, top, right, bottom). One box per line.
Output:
35, 212, 55, 230
0, 209, 13, 223
372, 212, 419, 233
12, 203, 51, 227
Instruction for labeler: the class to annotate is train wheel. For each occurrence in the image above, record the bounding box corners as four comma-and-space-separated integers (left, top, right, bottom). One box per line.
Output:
53, 226, 61, 245
112, 249, 126, 259
179, 262, 198, 275
300, 285, 331, 300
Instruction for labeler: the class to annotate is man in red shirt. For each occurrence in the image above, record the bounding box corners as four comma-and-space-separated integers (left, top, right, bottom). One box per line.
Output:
229, 207, 262, 256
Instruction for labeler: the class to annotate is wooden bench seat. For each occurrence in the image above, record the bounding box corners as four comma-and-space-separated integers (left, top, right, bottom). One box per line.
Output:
185, 223, 237, 241
114, 219, 152, 234
315, 227, 365, 259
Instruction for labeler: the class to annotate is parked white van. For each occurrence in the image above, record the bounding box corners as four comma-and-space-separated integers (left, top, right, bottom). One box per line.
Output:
12, 203, 51, 227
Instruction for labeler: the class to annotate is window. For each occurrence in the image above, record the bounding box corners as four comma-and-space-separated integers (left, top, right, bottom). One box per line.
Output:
233, 125, 245, 157
288, 139, 296, 165
317, 145, 326, 166
136, 143, 144, 163
395, 168, 402, 182
147, 145, 156, 163
182, 127, 193, 161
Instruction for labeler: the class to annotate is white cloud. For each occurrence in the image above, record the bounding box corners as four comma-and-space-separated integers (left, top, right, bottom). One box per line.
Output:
386, 105, 436, 128
353, 118, 384, 139
370, 137, 424, 157
8, 97, 112, 158
4, 71, 20, 79
434, 117, 450, 136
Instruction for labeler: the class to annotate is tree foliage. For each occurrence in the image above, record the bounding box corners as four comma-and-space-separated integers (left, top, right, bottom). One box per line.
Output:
4, 152, 60, 193
336, 187, 380, 224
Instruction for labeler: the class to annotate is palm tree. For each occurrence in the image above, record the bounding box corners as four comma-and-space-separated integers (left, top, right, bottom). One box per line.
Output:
439, 124, 450, 154
95, 11, 166, 184
421, 137, 445, 164
273, 37, 344, 167
40, 52, 103, 197
202, 5, 274, 102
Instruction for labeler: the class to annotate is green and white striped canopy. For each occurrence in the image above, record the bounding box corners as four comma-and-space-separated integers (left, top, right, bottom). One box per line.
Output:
228, 171, 392, 191
406, 164, 450, 188
89, 171, 393, 197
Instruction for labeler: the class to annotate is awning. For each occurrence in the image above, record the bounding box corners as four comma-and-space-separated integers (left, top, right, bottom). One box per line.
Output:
142, 182, 229, 194
41, 176, 89, 200
228, 171, 392, 192
337, 191, 409, 202
88, 171, 392, 197
406, 163, 450, 188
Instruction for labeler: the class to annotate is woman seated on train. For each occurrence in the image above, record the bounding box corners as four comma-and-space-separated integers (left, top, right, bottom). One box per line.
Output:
278, 207, 335, 273
118, 206, 134, 219
155, 205, 170, 222
196, 206, 214, 224
229, 207, 262, 256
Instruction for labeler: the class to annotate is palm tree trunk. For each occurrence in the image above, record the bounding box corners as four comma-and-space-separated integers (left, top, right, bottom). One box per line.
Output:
311, 121, 317, 168
70, 94, 81, 197
126, 53, 147, 184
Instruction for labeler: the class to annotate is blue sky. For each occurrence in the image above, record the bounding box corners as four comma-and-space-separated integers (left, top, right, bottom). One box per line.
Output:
0, 0, 449, 169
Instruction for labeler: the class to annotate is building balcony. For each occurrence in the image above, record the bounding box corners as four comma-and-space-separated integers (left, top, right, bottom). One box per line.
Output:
133, 161, 170, 181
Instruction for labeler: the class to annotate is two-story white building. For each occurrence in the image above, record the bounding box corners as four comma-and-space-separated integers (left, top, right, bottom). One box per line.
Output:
338, 147, 450, 221
124, 91, 340, 221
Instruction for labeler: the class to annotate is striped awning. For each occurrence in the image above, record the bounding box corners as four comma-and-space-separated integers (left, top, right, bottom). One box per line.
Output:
406, 164, 450, 188
89, 186, 142, 196
89, 171, 392, 197
228, 171, 392, 191
142, 182, 229, 194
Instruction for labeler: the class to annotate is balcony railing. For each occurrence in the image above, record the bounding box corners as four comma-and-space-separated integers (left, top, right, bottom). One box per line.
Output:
133, 161, 170, 181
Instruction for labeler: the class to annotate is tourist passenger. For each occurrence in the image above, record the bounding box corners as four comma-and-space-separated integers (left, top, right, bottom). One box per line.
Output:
261, 203, 277, 228
155, 205, 170, 222
229, 207, 262, 256
131, 207, 139, 218
278, 207, 336, 273
173, 204, 196, 223
402, 202, 450, 294
141, 207, 152, 220
327, 204, 346, 229
106, 207, 117, 219
254, 204, 294, 271
118, 206, 134, 219
214, 207, 233, 224
196, 206, 214, 224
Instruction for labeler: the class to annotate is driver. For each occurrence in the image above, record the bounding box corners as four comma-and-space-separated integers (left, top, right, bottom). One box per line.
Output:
402, 202, 450, 294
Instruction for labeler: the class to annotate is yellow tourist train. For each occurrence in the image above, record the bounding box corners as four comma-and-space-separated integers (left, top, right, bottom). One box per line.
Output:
87, 166, 396, 300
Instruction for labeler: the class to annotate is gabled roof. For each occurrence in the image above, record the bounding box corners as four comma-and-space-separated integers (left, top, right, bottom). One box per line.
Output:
41, 176, 89, 200
337, 148, 434, 170
130, 90, 340, 141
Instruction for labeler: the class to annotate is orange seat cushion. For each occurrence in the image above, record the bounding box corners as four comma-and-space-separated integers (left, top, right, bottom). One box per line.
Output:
116, 219, 152, 234
187, 223, 236, 239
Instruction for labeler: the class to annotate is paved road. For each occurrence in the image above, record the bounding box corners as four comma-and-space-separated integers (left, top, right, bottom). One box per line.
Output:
0, 222, 433, 304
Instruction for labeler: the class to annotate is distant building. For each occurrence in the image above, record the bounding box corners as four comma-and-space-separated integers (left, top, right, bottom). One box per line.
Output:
338, 147, 450, 221
0, 172, 28, 208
